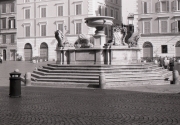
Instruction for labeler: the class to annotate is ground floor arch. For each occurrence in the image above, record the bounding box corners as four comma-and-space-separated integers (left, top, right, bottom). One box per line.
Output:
143, 41, 153, 58
40, 42, 48, 61
24, 43, 32, 61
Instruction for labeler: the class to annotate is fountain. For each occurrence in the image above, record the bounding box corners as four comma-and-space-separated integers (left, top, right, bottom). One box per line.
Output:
55, 16, 141, 65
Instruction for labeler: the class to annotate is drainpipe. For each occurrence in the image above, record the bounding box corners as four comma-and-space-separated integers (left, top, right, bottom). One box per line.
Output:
34, 0, 36, 48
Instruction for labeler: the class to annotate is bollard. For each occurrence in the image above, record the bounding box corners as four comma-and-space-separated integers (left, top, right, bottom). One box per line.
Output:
9, 69, 21, 98
99, 72, 106, 89
25, 72, 31, 86
173, 70, 180, 85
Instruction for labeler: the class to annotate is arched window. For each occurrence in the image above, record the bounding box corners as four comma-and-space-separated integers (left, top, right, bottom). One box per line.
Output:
143, 41, 153, 59
40, 42, 48, 61
24, 43, 32, 61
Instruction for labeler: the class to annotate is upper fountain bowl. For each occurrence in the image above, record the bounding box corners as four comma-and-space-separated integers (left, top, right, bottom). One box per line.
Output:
84, 16, 114, 28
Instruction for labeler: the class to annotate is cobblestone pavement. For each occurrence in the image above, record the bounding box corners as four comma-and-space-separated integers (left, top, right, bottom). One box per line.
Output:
0, 61, 54, 86
0, 86, 180, 125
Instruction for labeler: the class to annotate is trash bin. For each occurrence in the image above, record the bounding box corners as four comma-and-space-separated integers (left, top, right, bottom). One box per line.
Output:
9, 70, 21, 98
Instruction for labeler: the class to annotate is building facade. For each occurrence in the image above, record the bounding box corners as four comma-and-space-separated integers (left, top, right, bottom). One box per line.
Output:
137, 0, 180, 59
0, 0, 17, 61
16, 0, 121, 61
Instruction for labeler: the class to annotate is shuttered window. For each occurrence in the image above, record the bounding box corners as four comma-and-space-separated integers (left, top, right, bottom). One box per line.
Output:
11, 34, 15, 43
2, 4, 6, 13
26, 26, 30, 37
2, 18, 6, 29
58, 6, 63, 16
11, 3, 15, 12
142, 2, 151, 14
41, 8, 46, 17
58, 24, 63, 32
76, 23, 81, 34
105, 7, 108, 16
171, 0, 180, 11
41, 25, 46, 36
161, 21, 167, 33
144, 21, 150, 34
2, 35, 6, 44
156, 1, 169, 12
76, 4, 81, 15
25, 9, 30, 19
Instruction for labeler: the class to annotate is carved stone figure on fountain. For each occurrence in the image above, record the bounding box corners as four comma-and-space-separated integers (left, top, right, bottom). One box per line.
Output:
74, 34, 94, 48
105, 25, 128, 46
55, 30, 64, 48
127, 30, 141, 47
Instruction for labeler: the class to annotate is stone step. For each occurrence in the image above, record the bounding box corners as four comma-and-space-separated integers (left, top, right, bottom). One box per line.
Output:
105, 75, 162, 79
31, 81, 99, 88
105, 80, 170, 88
106, 77, 164, 82
48, 64, 145, 67
43, 66, 147, 70
35, 78, 99, 83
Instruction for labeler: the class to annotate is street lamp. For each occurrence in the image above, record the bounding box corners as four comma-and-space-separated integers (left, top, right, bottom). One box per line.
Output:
127, 13, 134, 25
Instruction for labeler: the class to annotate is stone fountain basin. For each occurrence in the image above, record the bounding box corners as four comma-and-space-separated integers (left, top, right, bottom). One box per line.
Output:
84, 16, 114, 27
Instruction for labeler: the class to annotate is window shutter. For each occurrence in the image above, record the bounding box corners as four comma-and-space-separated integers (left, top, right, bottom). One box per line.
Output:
171, 1, 176, 11
2, 19, 6, 29
99, 6, 101, 15
171, 22, 175, 33
147, 2, 151, 13
41, 8, 46, 17
175, 21, 178, 33
167, 1, 169, 12
11, 34, 14, 43
3, 35, 6, 44
9, 20, 11, 29
2, 4, 6, 13
155, 2, 160, 13
144, 22, 150, 34
144, 2, 147, 14
58, 6, 63, 16
76, 23, 81, 34
105, 7, 107, 16
14, 19, 16, 28
161, 21, 167, 33
76, 4, 81, 15
11, 3, 15, 12
26, 26, 30, 37
25, 9, 30, 19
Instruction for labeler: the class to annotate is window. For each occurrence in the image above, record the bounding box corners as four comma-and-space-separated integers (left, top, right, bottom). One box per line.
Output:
98, 6, 102, 16
111, 9, 114, 17
58, 24, 63, 32
142, 2, 151, 14
10, 3, 15, 12
9, 19, 15, 29
144, 21, 151, 34
105, 7, 108, 16
41, 7, 46, 18
171, 21, 180, 33
11, 34, 15, 43
76, 23, 81, 34
25, 9, 30, 19
25, 26, 30, 37
57, 6, 63, 16
2, 4, 6, 13
161, 45, 168, 53
76, 4, 82, 15
116, 0, 118, 4
161, 21, 168, 33
2, 35, 6, 44
172, 0, 180, 11
1, 18, 6, 29
41, 24, 46, 36
156, 1, 169, 12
